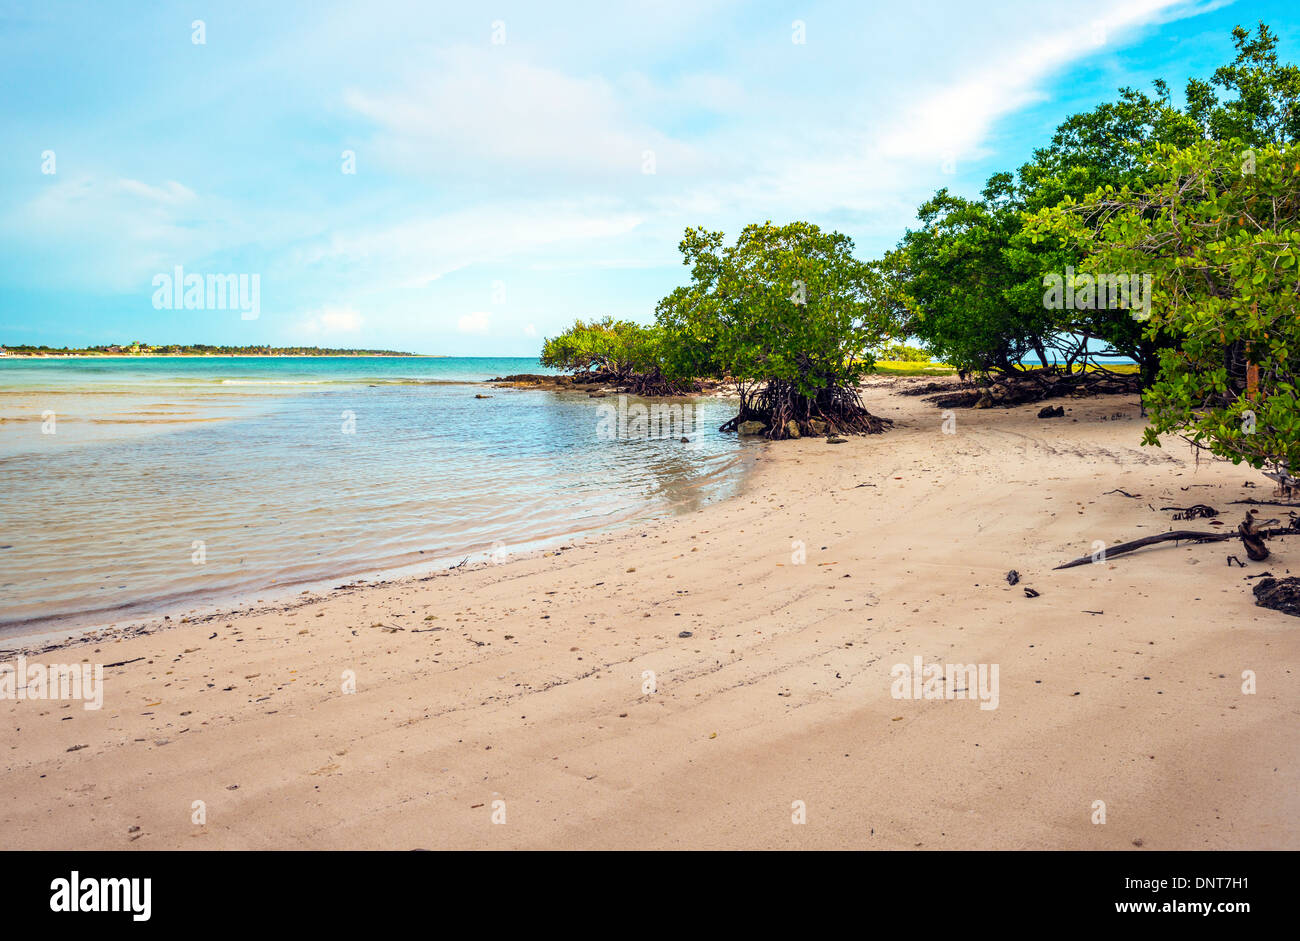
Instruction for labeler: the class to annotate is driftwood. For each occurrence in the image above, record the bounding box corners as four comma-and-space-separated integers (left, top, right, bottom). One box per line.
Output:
1055, 511, 1298, 570
103, 657, 146, 669
1055, 530, 1234, 569
1160, 504, 1218, 520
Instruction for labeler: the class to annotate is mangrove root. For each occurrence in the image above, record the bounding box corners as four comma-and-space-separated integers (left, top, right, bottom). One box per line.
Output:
720, 381, 892, 439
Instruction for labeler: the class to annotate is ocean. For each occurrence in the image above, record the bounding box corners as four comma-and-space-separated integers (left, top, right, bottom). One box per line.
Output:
0, 356, 755, 637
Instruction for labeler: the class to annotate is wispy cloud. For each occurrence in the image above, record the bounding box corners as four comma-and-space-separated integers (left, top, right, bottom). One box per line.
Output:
297, 305, 363, 334
345, 49, 715, 182
457, 311, 491, 334
0, 0, 1245, 351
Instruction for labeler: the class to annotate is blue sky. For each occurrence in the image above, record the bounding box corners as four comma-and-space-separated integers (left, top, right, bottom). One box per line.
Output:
0, 0, 1295, 354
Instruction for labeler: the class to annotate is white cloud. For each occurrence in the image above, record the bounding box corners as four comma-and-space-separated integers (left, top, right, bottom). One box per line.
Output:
2, 173, 284, 295
523, 323, 537, 337
876, 0, 1178, 164
114, 179, 198, 205
344, 48, 715, 181
457, 311, 491, 334
331, 0, 1195, 256
295, 200, 645, 290
6, 176, 213, 291
297, 305, 363, 334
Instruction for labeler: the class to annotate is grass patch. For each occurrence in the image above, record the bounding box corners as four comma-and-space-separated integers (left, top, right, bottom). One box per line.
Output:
868, 360, 1139, 378
870, 360, 957, 376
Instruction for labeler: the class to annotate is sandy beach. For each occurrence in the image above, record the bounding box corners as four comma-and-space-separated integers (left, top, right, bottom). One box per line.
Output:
3, 380, 1296, 850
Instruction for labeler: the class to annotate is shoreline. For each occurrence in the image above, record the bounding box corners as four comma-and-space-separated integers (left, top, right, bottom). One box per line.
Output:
3, 381, 1296, 849
0, 382, 750, 648
0, 448, 757, 655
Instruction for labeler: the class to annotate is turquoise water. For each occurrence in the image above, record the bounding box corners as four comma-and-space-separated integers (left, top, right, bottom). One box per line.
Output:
0, 356, 754, 635
0, 354, 555, 392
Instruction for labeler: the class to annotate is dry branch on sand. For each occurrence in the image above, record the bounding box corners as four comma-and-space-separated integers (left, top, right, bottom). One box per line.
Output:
1054, 510, 1300, 569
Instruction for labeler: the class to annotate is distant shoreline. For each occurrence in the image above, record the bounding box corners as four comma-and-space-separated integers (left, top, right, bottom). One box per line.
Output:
0, 352, 439, 359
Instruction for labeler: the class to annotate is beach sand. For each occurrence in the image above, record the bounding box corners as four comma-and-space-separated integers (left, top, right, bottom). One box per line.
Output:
3, 381, 1296, 849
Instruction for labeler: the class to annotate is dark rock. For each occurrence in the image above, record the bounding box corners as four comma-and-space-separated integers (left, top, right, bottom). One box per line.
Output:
1253, 576, 1300, 617
1037, 405, 1065, 418
678, 630, 693, 638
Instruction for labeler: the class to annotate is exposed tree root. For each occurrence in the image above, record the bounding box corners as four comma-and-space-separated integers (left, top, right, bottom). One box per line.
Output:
922, 370, 1140, 410
719, 380, 892, 439
492, 370, 721, 396
569, 369, 705, 396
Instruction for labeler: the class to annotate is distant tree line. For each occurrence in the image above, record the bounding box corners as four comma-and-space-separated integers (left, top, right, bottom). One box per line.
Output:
1, 342, 415, 356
